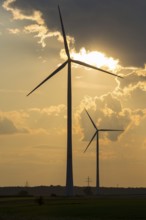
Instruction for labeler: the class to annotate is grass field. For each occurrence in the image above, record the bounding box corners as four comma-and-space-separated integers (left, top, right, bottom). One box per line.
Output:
0, 196, 146, 219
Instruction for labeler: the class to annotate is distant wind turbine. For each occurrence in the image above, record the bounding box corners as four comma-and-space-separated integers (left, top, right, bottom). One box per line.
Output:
27, 6, 122, 196
84, 109, 123, 194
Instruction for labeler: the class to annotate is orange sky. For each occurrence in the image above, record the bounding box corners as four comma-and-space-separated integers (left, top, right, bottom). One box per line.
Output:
0, 0, 146, 187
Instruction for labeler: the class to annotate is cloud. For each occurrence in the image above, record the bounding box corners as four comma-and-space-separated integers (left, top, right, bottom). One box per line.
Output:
71, 48, 120, 72
3, 0, 146, 67
24, 24, 63, 48
27, 105, 67, 134
0, 117, 28, 135
0, 105, 66, 136
72, 63, 146, 144
3, 0, 121, 72
29, 104, 66, 116
3, 0, 75, 48
113, 67, 146, 110
3, 0, 48, 47
59, 47, 120, 72
2, 0, 146, 151
75, 92, 146, 143
2, 0, 44, 24
74, 59, 146, 145
0, 110, 29, 135
116, 68, 146, 90
7, 28, 20, 34
123, 86, 146, 110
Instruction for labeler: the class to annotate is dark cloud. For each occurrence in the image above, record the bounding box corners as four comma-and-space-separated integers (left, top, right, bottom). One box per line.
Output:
0, 117, 28, 135
6, 0, 146, 67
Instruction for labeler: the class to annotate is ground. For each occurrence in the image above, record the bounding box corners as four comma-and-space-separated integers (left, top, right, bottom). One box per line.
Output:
0, 195, 146, 219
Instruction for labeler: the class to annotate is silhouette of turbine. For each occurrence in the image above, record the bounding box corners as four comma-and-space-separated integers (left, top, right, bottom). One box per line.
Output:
27, 6, 122, 196
84, 109, 123, 194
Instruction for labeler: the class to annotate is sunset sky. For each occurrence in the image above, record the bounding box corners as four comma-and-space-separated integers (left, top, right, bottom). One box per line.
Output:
0, 0, 146, 188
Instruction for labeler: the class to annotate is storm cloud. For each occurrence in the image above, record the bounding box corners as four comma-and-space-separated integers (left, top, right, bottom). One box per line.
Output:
3, 0, 146, 66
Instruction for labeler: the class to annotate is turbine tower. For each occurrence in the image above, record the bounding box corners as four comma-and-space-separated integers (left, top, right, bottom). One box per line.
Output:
84, 109, 123, 194
27, 6, 122, 196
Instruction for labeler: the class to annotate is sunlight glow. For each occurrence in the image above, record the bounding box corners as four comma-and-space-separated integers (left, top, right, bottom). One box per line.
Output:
70, 47, 119, 71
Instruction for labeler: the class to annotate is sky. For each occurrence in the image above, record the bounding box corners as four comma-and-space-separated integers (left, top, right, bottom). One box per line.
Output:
0, 0, 146, 188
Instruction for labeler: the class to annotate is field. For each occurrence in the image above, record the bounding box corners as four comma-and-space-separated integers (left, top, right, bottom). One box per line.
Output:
0, 196, 146, 219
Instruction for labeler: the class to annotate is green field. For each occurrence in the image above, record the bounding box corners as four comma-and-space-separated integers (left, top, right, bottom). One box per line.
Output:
0, 196, 146, 219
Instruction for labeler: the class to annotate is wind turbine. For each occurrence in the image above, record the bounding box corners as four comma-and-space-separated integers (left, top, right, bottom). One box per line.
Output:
27, 6, 122, 196
84, 109, 123, 194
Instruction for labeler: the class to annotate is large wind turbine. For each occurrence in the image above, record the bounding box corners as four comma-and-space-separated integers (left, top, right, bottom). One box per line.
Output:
84, 109, 123, 194
27, 6, 122, 196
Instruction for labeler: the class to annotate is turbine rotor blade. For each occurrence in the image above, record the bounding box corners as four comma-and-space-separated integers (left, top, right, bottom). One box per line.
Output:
27, 61, 68, 96
85, 109, 97, 130
99, 129, 124, 132
84, 131, 97, 153
58, 5, 70, 59
71, 59, 123, 78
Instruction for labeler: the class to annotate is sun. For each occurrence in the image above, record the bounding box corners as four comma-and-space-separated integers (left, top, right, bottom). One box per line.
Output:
70, 47, 119, 72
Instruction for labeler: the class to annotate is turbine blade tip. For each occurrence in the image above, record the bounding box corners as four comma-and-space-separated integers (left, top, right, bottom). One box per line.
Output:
84, 149, 87, 153
84, 108, 88, 113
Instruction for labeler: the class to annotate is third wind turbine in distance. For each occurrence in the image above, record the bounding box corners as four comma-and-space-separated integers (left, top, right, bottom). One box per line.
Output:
27, 5, 122, 196
84, 109, 124, 194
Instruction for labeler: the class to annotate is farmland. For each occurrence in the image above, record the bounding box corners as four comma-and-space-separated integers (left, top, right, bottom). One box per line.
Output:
0, 195, 146, 219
